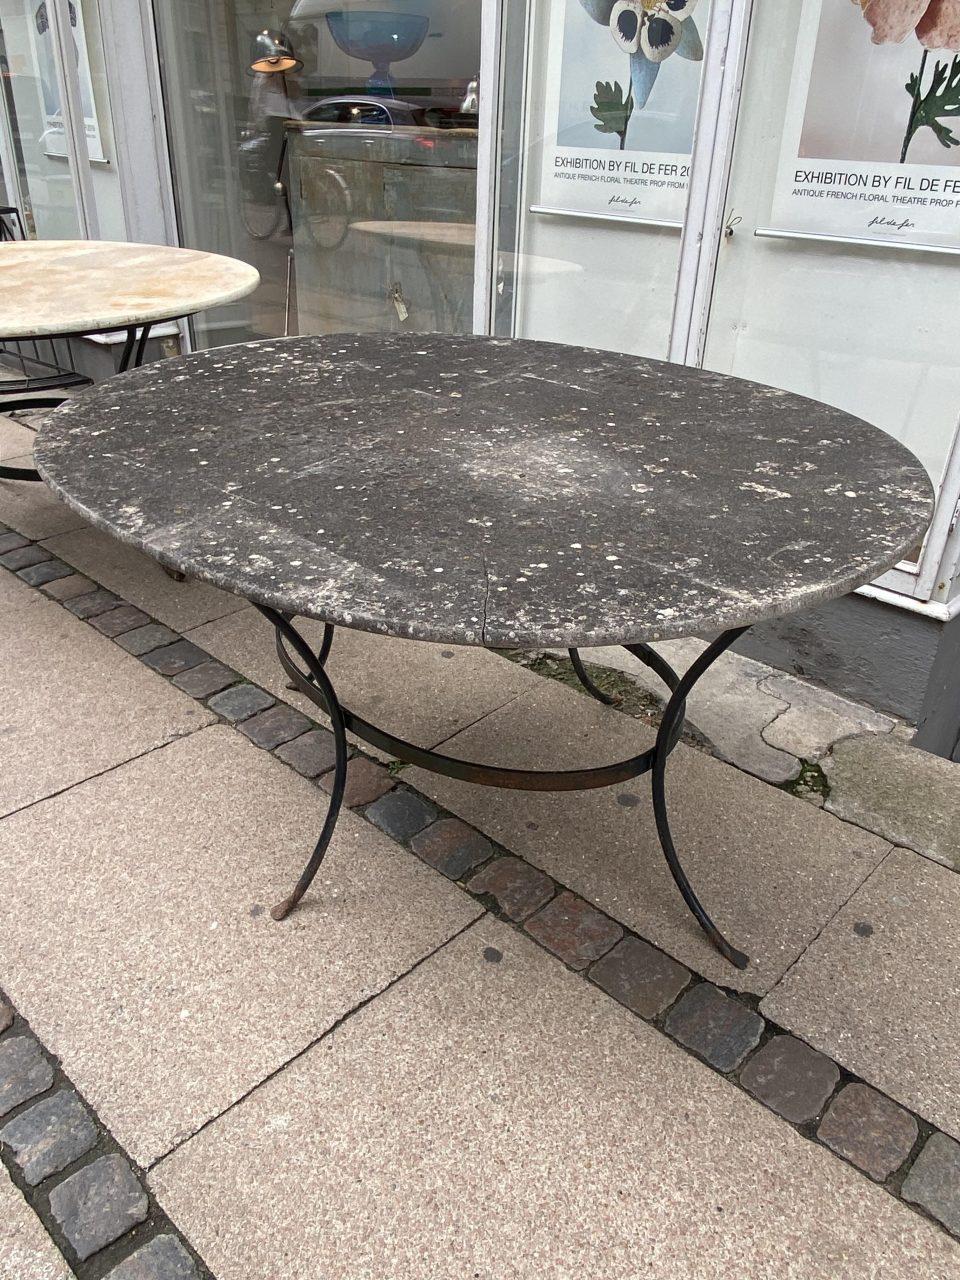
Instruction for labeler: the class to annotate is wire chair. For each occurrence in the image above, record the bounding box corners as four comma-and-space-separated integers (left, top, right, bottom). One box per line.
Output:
0, 208, 91, 396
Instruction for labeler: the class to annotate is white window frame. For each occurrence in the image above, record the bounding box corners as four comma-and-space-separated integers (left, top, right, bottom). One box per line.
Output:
13, 0, 183, 243
472, 0, 502, 335
0, 73, 23, 216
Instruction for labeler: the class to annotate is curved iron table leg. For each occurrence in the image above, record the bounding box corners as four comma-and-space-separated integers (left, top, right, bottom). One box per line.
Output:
568, 648, 619, 705
0, 397, 65, 483
0, 395, 71, 413
117, 326, 138, 374
569, 643, 689, 751
261, 609, 751, 969
132, 322, 153, 372
282, 621, 335, 689
256, 605, 349, 921
316, 623, 336, 668
650, 627, 751, 970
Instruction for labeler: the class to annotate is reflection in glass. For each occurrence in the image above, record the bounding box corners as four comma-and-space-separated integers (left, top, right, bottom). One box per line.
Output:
0, 0, 82, 237
153, 1, 481, 350
324, 10, 429, 91
250, 28, 303, 73
0, 0, 126, 239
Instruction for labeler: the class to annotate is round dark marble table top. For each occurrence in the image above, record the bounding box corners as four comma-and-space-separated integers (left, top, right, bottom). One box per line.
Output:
36, 334, 934, 648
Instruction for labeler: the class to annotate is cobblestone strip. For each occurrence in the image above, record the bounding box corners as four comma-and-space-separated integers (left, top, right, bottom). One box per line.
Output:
2, 531, 959, 1247
0, 995, 212, 1280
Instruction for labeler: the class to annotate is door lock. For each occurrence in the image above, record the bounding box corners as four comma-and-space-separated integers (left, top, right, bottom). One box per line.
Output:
389, 282, 409, 323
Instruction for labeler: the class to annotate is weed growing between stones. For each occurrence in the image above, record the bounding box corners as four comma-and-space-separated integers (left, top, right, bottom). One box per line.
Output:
780, 760, 831, 803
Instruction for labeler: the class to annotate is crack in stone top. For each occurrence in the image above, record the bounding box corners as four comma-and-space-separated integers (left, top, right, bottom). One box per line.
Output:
35, 334, 934, 649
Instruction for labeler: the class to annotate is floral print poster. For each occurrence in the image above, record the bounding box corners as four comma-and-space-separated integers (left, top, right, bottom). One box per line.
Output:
535, 0, 709, 224
772, 0, 960, 249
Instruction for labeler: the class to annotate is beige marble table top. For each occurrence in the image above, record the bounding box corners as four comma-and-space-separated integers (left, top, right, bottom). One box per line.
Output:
0, 240, 261, 339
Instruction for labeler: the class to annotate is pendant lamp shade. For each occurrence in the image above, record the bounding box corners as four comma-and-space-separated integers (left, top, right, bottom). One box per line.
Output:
250, 29, 303, 73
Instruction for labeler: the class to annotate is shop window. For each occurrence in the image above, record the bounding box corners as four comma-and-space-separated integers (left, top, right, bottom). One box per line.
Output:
152, 0, 481, 349
0, 0, 125, 239
491, 0, 710, 359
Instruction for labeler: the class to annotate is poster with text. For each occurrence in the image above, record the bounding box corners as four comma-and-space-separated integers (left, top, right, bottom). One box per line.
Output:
536, 0, 709, 224
771, 0, 960, 250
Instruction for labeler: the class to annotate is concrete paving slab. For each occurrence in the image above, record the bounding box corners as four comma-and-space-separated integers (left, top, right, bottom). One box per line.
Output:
409, 679, 889, 994
823, 734, 960, 871
0, 415, 36, 461
41, 527, 247, 632
762, 848, 960, 1142
187, 607, 533, 750
149, 920, 960, 1280
760, 673, 895, 761
567, 640, 898, 775
0, 459, 87, 539
0, 570, 212, 816
570, 639, 801, 783
0, 1166, 70, 1280
0, 726, 479, 1167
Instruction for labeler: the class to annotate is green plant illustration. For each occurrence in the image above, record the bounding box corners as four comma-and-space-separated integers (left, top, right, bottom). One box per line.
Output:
577, 1, 704, 152
590, 79, 634, 150
901, 52, 960, 161
853, 3, 960, 163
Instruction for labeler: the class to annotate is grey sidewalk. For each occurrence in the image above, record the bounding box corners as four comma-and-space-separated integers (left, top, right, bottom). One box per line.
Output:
2, 417, 960, 1278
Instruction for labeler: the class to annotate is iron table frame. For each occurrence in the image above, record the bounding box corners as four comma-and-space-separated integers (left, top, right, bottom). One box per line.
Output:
259, 606, 752, 971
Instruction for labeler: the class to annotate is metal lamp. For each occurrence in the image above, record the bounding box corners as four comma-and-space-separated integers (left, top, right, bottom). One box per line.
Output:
250, 29, 303, 73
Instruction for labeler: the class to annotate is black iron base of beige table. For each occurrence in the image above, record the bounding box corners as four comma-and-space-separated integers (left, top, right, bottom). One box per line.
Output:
262, 607, 753, 968
0, 323, 153, 483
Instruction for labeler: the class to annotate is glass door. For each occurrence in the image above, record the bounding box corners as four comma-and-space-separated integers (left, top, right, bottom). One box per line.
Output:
490, 0, 712, 358
699, 0, 960, 600
0, 0, 83, 237
152, 0, 482, 348
0, 0, 126, 240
